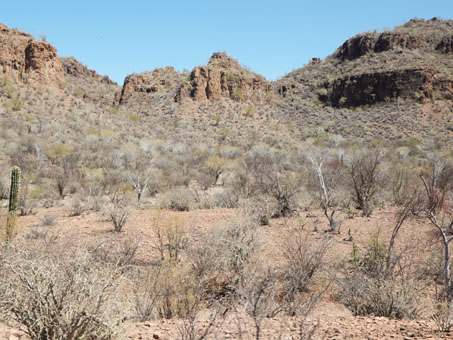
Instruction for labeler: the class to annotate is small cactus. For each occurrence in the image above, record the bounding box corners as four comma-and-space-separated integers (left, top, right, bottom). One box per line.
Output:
6, 166, 21, 240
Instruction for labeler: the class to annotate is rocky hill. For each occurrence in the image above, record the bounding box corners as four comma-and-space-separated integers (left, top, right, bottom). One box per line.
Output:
279, 18, 453, 108
0, 18, 452, 144
0, 23, 64, 88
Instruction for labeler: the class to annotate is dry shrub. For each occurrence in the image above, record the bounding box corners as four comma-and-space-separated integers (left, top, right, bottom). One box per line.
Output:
0, 246, 125, 340
159, 187, 194, 211
189, 217, 260, 298
239, 196, 275, 225
151, 211, 188, 262
280, 227, 330, 315
337, 229, 422, 319
432, 299, 453, 332
134, 260, 199, 321
105, 193, 131, 232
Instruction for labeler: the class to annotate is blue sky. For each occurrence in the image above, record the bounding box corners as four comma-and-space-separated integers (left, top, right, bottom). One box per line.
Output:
2, 1, 452, 84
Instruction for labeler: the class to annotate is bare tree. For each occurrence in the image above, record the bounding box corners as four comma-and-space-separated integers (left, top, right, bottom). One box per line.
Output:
419, 160, 453, 299
349, 151, 382, 216
310, 157, 342, 232
127, 170, 152, 205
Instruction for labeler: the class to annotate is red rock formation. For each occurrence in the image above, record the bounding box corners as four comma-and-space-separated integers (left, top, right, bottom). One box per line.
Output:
118, 66, 183, 105
62, 57, 116, 84
24, 40, 64, 87
0, 23, 64, 88
374, 32, 421, 52
175, 52, 273, 103
335, 34, 376, 60
436, 35, 453, 54
335, 32, 421, 60
324, 68, 452, 107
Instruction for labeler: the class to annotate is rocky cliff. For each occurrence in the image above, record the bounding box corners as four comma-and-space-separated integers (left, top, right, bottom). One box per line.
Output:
117, 66, 184, 105
0, 23, 64, 88
322, 68, 452, 107
175, 52, 273, 103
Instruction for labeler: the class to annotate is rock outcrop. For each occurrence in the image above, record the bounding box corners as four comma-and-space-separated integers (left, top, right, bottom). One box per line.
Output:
175, 52, 273, 103
62, 57, 115, 84
335, 32, 421, 60
322, 68, 453, 107
0, 23, 64, 88
118, 66, 183, 105
436, 35, 453, 53
373, 32, 421, 52
335, 35, 376, 61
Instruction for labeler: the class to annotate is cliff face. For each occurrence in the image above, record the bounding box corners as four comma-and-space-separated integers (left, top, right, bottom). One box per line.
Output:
335, 32, 422, 61
0, 23, 64, 88
174, 52, 273, 103
118, 66, 183, 105
437, 35, 453, 53
323, 68, 453, 107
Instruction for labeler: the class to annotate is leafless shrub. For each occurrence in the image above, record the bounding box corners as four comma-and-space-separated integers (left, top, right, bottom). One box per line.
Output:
69, 198, 86, 216
349, 150, 383, 216
109, 207, 129, 232
432, 299, 453, 332
134, 260, 199, 320
106, 193, 131, 232
160, 187, 194, 211
151, 211, 188, 262
337, 229, 422, 319
239, 265, 283, 340
177, 299, 227, 340
42, 214, 56, 226
188, 217, 260, 299
280, 227, 329, 315
0, 246, 125, 340
239, 196, 274, 226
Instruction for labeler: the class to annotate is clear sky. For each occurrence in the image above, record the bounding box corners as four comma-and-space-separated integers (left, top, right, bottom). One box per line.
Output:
2, 0, 452, 84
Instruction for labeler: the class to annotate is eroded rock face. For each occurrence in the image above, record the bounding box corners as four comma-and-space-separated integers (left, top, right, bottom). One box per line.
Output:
374, 32, 421, 52
62, 57, 115, 84
335, 32, 421, 60
335, 35, 376, 60
436, 35, 453, 53
24, 40, 64, 87
323, 68, 453, 107
118, 66, 183, 105
175, 52, 273, 103
0, 23, 64, 88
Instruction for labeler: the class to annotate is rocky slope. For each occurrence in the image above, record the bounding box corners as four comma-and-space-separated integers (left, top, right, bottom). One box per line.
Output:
279, 18, 453, 108
62, 57, 119, 106
175, 52, 274, 103
0, 23, 64, 88
0, 18, 452, 144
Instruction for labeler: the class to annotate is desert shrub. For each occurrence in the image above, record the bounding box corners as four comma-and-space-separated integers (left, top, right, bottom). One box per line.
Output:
69, 198, 86, 216
134, 260, 200, 321
109, 207, 130, 232
159, 187, 194, 211
42, 214, 56, 226
239, 196, 274, 225
280, 227, 329, 315
106, 193, 131, 232
151, 211, 188, 262
188, 217, 260, 298
0, 246, 124, 340
348, 150, 383, 216
337, 229, 421, 319
432, 299, 453, 332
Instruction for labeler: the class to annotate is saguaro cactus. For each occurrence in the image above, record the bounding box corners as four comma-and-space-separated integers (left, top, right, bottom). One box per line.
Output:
6, 166, 21, 240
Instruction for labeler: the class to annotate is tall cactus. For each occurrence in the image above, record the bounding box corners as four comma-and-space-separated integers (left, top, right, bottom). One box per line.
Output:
6, 166, 21, 240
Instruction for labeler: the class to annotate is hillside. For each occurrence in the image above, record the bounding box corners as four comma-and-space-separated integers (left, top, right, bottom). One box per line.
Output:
0, 18, 453, 340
